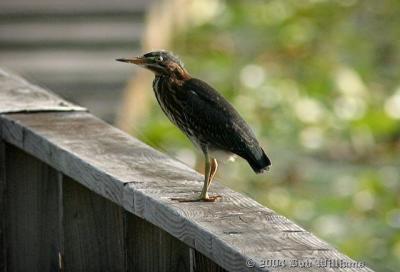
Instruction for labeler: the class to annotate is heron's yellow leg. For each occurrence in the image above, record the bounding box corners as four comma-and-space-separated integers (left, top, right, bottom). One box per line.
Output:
207, 158, 218, 191
171, 151, 221, 202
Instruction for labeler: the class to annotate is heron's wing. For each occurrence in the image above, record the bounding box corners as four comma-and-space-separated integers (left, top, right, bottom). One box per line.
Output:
179, 78, 260, 155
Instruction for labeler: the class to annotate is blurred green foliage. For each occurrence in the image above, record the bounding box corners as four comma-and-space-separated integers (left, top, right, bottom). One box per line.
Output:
135, 0, 400, 270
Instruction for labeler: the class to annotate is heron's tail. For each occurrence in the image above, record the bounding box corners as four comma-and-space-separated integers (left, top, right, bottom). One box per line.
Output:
245, 147, 271, 173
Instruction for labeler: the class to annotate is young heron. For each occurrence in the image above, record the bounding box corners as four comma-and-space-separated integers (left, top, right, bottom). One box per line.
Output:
117, 51, 271, 202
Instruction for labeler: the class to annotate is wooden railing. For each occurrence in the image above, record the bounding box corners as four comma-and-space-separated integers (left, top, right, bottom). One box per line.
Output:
0, 69, 373, 271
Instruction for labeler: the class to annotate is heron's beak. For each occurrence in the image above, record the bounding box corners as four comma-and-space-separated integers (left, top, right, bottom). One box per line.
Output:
116, 56, 147, 65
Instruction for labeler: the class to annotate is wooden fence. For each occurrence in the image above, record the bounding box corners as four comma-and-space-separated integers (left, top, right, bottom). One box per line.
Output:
0, 69, 373, 271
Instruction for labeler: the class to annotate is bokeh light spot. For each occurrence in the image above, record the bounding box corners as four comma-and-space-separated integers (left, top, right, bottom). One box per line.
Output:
240, 64, 266, 89
353, 190, 375, 211
384, 88, 400, 119
334, 96, 366, 120
295, 97, 325, 123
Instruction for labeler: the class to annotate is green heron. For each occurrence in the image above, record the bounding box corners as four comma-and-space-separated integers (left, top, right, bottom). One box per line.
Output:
117, 51, 271, 202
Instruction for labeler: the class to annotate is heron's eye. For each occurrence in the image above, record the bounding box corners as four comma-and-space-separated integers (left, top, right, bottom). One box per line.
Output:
155, 56, 163, 62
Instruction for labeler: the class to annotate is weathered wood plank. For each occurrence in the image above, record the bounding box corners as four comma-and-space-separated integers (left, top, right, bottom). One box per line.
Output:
0, 68, 86, 113
0, 112, 200, 206
3, 144, 60, 271
126, 212, 190, 272
63, 175, 125, 271
0, 111, 373, 272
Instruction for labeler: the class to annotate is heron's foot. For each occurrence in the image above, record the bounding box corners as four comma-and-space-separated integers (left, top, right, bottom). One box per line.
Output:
202, 194, 222, 202
171, 194, 222, 202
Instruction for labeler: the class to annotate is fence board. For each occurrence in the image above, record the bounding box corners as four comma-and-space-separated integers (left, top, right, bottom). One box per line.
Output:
3, 144, 60, 271
63, 175, 125, 271
126, 213, 190, 272
193, 251, 227, 272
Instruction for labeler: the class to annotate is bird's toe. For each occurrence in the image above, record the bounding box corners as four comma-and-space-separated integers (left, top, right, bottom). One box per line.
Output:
170, 194, 222, 202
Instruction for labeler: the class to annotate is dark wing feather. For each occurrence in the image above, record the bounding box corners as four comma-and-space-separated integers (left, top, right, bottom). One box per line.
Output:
178, 78, 271, 172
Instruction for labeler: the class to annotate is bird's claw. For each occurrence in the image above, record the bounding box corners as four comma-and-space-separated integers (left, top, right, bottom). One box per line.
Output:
171, 195, 222, 202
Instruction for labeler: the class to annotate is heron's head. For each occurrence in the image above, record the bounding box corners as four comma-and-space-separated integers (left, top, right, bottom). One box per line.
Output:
117, 50, 187, 77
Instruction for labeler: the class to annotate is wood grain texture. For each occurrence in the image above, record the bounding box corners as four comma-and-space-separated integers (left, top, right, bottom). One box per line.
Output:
3, 144, 60, 271
0, 111, 374, 272
0, 68, 86, 113
193, 250, 227, 272
63, 175, 125, 271
126, 212, 190, 272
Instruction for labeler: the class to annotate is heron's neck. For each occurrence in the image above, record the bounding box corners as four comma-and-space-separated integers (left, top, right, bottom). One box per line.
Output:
171, 66, 191, 81
154, 66, 191, 85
